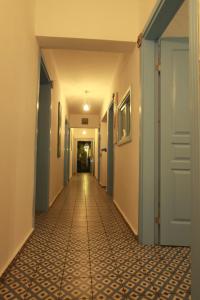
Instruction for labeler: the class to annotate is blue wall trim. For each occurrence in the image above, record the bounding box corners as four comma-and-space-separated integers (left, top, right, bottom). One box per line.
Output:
139, 40, 156, 244
143, 0, 185, 40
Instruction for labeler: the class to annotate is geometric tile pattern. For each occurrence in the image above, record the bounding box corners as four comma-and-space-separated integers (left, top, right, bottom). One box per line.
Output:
0, 175, 191, 299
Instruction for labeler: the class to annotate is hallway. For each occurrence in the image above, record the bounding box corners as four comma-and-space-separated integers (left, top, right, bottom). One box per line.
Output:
0, 175, 191, 300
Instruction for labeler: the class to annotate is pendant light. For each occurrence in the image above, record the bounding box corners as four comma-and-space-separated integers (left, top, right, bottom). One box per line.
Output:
83, 90, 90, 112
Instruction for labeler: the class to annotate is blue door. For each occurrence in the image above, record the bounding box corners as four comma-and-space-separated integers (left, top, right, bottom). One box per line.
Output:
160, 38, 191, 246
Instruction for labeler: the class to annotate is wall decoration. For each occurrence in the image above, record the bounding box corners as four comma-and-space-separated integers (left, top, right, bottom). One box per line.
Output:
117, 88, 132, 145
57, 102, 62, 157
113, 92, 118, 144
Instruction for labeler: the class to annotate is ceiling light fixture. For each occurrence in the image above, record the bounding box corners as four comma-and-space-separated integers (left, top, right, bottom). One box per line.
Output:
83, 103, 90, 112
82, 130, 87, 135
83, 90, 91, 112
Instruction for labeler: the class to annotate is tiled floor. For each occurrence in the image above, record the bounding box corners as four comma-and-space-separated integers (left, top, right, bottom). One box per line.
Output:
0, 174, 191, 300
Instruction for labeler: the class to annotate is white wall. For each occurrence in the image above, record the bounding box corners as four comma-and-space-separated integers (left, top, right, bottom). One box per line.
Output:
69, 114, 99, 128
72, 128, 96, 139
100, 0, 189, 237
35, 0, 138, 42
162, 0, 189, 37
35, 0, 158, 44
97, 0, 163, 236
113, 49, 140, 235
0, 0, 39, 275
42, 50, 66, 207
137, 0, 158, 33
101, 46, 140, 235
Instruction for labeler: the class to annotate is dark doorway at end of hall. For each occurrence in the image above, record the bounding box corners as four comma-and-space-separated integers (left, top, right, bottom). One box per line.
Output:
77, 141, 92, 173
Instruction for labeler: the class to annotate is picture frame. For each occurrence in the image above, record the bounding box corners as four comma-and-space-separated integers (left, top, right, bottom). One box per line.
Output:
117, 88, 132, 146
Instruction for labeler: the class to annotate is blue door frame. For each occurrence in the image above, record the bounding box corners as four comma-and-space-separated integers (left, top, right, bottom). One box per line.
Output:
139, 0, 199, 297
68, 129, 71, 180
139, 0, 188, 246
98, 128, 101, 182
107, 102, 114, 195
64, 121, 70, 185
35, 59, 52, 212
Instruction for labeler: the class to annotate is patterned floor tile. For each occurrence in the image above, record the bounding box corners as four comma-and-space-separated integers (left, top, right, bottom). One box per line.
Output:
0, 175, 191, 300
57, 276, 92, 300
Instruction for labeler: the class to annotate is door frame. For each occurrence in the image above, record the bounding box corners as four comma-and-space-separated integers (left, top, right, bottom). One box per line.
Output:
139, 0, 199, 296
98, 128, 101, 182
107, 101, 114, 195
68, 128, 71, 179
32, 54, 42, 227
64, 120, 70, 185
74, 138, 94, 174
35, 57, 52, 213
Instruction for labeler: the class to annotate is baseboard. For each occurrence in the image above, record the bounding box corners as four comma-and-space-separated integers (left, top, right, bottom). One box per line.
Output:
49, 186, 64, 207
113, 200, 138, 238
0, 228, 34, 277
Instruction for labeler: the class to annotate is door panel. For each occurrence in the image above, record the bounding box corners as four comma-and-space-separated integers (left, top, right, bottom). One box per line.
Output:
160, 39, 191, 246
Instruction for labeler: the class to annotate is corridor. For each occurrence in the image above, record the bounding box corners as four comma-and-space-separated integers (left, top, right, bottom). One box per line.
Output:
0, 175, 191, 300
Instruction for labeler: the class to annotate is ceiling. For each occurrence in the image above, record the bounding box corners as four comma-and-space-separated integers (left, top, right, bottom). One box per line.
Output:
43, 49, 122, 115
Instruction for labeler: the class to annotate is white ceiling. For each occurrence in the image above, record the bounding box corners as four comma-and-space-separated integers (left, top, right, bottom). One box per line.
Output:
43, 49, 122, 115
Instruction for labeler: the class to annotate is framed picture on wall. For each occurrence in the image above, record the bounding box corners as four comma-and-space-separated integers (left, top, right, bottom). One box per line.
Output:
57, 102, 62, 157
117, 88, 132, 145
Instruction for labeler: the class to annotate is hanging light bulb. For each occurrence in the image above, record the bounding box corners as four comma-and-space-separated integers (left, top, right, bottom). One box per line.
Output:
83, 103, 90, 112
83, 90, 91, 112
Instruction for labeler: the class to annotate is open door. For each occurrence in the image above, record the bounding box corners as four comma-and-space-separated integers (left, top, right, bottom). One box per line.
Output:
160, 38, 191, 246
77, 141, 92, 173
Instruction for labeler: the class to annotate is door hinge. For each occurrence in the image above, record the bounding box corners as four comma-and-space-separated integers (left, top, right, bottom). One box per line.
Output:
155, 63, 161, 72
155, 216, 160, 225
137, 33, 143, 48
